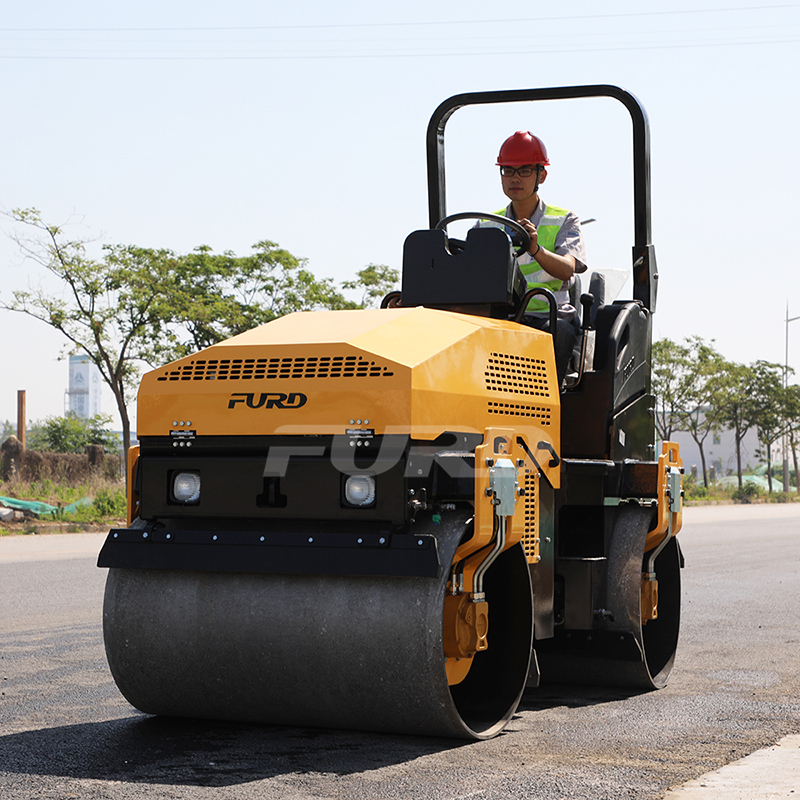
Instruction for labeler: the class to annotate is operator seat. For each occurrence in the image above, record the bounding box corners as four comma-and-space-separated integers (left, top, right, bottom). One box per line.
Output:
400, 226, 526, 319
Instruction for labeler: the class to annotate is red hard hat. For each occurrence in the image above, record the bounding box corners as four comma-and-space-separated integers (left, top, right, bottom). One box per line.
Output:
496, 131, 550, 167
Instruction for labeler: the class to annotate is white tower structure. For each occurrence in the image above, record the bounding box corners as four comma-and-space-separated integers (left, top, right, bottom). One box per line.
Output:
67, 354, 102, 419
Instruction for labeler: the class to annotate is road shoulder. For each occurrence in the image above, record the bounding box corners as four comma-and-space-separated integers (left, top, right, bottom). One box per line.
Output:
664, 734, 800, 798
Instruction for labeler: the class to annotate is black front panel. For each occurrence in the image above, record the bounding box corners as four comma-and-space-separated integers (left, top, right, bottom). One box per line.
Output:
140, 454, 406, 524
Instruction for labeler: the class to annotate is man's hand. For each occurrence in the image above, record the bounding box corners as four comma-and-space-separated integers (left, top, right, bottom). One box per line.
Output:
516, 218, 539, 256
516, 217, 576, 280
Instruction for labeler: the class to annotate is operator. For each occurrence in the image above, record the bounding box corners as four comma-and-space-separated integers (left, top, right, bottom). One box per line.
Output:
491, 131, 587, 386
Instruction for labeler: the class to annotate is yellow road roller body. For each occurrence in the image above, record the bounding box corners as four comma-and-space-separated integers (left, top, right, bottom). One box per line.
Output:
99, 85, 684, 740
137, 306, 561, 490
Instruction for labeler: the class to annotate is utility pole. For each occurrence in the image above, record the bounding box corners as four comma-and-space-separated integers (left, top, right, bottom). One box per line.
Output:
16, 390, 26, 449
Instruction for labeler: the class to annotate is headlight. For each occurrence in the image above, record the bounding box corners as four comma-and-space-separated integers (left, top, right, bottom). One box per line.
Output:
344, 474, 376, 507
172, 471, 201, 504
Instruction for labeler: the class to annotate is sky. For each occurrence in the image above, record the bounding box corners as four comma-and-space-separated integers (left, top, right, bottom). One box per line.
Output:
1, 0, 799, 433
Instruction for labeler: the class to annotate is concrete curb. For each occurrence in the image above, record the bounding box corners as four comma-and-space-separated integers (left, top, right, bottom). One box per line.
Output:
664, 734, 800, 798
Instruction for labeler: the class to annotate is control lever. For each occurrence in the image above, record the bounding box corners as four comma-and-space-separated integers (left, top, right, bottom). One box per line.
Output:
580, 292, 595, 330
567, 293, 596, 389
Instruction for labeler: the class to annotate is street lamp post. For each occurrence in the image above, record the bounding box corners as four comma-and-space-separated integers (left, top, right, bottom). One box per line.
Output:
783, 303, 800, 492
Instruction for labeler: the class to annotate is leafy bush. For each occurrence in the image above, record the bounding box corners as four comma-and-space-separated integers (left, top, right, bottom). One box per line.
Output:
731, 482, 763, 503
683, 476, 708, 499
768, 491, 794, 503
28, 412, 120, 454
92, 488, 126, 517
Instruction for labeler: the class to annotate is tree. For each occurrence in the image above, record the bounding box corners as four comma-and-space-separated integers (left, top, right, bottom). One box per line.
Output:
746, 361, 783, 492
152, 242, 363, 361
652, 336, 727, 486
652, 338, 694, 442
2, 209, 397, 461
342, 264, 400, 308
754, 382, 788, 493
713, 362, 749, 488
2, 209, 178, 459
1, 420, 13, 441
34, 412, 120, 454
714, 360, 783, 488
673, 338, 727, 489
784, 384, 800, 490
753, 377, 800, 493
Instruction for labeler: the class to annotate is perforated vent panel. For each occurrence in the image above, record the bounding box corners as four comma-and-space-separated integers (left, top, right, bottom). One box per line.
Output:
521, 469, 540, 564
485, 352, 550, 397
487, 401, 552, 425
157, 355, 395, 382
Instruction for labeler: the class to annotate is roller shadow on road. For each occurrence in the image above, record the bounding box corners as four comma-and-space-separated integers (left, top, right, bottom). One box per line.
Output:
518, 683, 640, 712
0, 715, 469, 787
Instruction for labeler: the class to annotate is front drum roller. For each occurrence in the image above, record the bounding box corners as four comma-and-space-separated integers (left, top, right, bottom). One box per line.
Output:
102, 511, 533, 740
538, 504, 681, 690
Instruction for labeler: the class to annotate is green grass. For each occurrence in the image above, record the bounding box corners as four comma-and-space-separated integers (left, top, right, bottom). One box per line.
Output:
683, 474, 799, 504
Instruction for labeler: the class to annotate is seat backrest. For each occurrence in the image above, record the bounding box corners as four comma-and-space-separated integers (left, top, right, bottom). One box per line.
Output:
401, 227, 523, 317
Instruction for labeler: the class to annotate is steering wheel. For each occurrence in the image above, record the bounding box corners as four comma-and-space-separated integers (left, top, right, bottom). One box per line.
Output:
435, 212, 531, 258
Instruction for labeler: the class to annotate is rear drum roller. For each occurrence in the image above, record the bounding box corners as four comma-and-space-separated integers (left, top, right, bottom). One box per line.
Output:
102, 511, 533, 740
538, 504, 681, 690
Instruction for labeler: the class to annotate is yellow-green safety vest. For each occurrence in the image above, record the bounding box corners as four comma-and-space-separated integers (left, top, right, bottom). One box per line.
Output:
496, 204, 570, 314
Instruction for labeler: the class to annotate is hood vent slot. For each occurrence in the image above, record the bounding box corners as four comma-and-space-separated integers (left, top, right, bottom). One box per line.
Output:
158, 355, 395, 382
485, 352, 551, 397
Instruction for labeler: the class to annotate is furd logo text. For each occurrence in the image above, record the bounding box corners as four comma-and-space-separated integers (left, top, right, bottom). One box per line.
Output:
228, 392, 308, 409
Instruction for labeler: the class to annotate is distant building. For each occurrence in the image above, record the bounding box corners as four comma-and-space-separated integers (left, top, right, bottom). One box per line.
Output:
666, 428, 760, 481
661, 407, 781, 480
66, 354, 102, 419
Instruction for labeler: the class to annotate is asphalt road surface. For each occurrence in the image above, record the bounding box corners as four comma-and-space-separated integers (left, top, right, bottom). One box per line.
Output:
1, 505, 799, 799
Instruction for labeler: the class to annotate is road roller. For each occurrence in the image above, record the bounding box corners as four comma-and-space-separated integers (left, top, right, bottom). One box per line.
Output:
98, 85, 684, 740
